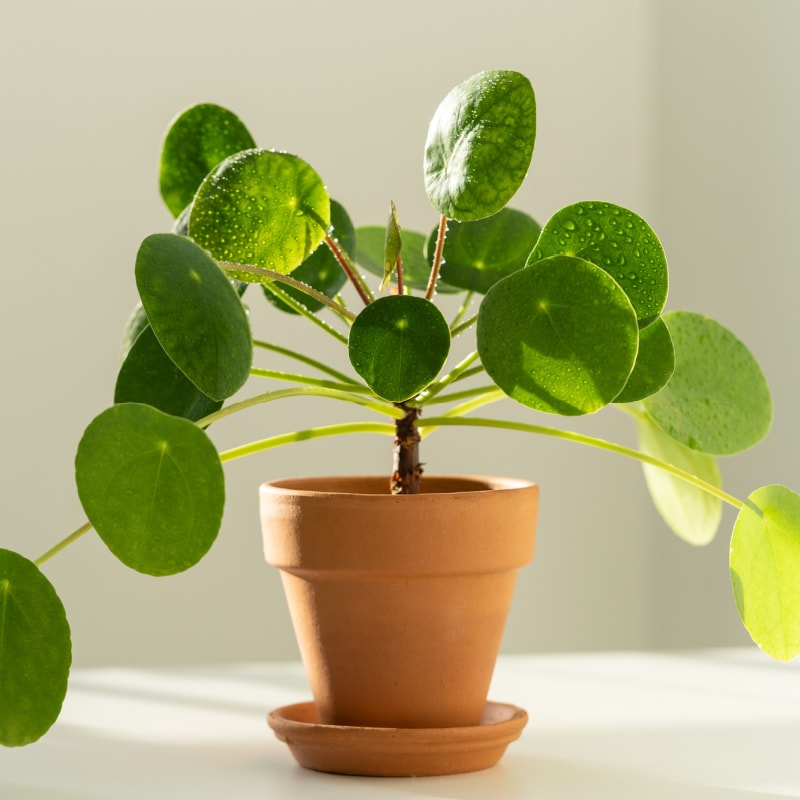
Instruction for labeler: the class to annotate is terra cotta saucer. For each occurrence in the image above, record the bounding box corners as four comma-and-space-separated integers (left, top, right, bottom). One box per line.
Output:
267, 700, 527, 777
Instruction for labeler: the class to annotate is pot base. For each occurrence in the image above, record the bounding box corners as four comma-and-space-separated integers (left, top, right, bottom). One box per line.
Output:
267, 700, 527, 777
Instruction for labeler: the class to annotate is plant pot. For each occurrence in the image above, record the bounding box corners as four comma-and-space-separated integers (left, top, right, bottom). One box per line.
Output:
261, 474, 537, 773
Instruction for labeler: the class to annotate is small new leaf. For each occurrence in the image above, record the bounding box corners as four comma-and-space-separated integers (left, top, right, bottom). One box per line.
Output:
382, 201, 402, 291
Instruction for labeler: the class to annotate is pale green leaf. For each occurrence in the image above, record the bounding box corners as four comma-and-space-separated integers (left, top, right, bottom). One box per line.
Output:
643, 312, 772, 455
634, 412, 722, 545
730, 485, 800, 661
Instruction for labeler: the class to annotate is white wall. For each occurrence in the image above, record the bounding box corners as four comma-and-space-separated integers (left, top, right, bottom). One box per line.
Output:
647, 0, 800, 647
1, 0, 795, 666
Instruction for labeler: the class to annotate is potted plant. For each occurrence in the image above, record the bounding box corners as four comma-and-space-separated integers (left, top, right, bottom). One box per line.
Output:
2, 69, 799, 775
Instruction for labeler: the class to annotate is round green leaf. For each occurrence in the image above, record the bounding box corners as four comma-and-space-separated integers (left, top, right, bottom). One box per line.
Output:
477, 255, 639, 415
424, 70, 536, 221
642, 311, 772, 455
75, 404, 225, 576
0, 549, 71, 746
355, 227, 459, 293
264, 199, 354, 314
135, 233, 252, 402
730, 485, 800, 661
426, 207, 541, 294
190, 149, 330, 275
634, 413, 722, 545
614, 316, 675, 403
528, 202, 668, 326
160, 103, 256, 218
115, 325, 223, 421
348, 296, 450, 401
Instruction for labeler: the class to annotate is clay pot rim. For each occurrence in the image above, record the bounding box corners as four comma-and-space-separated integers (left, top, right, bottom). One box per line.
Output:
261, 474, 536, 499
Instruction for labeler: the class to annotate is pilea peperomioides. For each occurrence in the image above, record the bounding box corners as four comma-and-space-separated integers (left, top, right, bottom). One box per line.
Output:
2, 69, 798, 747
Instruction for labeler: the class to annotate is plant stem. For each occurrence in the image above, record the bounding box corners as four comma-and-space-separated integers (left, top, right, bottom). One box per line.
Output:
249, 367, 370, 394
252, 339, 354, 383
422, 384, 503, 405
450, 291, 474, 331
325, 235, 374, 306
221, 261, 356, 323
261, 283, 349, 344
197, 387, 405, 428
396, 252, 404, 296
450, 313, 478, 338
416, 416, 746, 510
34, 521, 93, 567
391, 404, 422, 494
414, 351, 481, 403
219, 421, 395, 463
425, 214, 448, 300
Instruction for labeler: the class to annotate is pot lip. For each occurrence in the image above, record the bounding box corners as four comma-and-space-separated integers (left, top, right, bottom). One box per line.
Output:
260, 474, 537, 499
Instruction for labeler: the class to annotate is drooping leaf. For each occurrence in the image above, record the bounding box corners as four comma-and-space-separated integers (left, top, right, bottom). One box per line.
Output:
730, 485, 800, 661
424, 70, 536, 221
263, 199, 354, 314
633, 412, 722, 545
115, 325, 223, 421
382, 201, 403, 291
75, 404, 225, 576
528, 202, 668, 327
190, 149, 330, 275
348, 296, 450, 401
0, 549, 71, 746
119, 301, 150, 364
614, 316, 675, 403
426, 207, 541, 294
642, 311, 772, 455
355, 227, 458, 293
160, 103, 256, 218
477, 255, 639, 415
135, 233, 252, 401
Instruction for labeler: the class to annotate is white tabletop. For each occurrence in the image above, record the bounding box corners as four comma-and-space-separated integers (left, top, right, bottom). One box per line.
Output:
2, 649, 798, 799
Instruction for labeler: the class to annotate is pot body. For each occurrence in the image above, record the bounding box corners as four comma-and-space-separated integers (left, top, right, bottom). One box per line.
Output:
261, 475, 538, 729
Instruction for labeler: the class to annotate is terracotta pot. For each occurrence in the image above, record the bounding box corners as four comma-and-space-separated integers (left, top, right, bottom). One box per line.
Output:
260, 474, 538, 730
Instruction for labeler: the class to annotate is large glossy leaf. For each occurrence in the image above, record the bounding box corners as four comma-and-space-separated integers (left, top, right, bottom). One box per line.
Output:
730, 485, 800, 661
424, 70, 536, 221
75, 404, 225, 576
614, 317, 675, 403
160, 103, 256, 218
0, 549, 71, 746
642, 311, 772, 454
263, 199, 354, 314
528, 202, 668, 326
477, 255, 639, 415
190, 149, 330, 275
634, 413, 722, 545
115, 325, 223, 421
426, 208, 541, 294
135, 233, 252, 402
355, 227, 458, 293
348, 296, 450, 401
